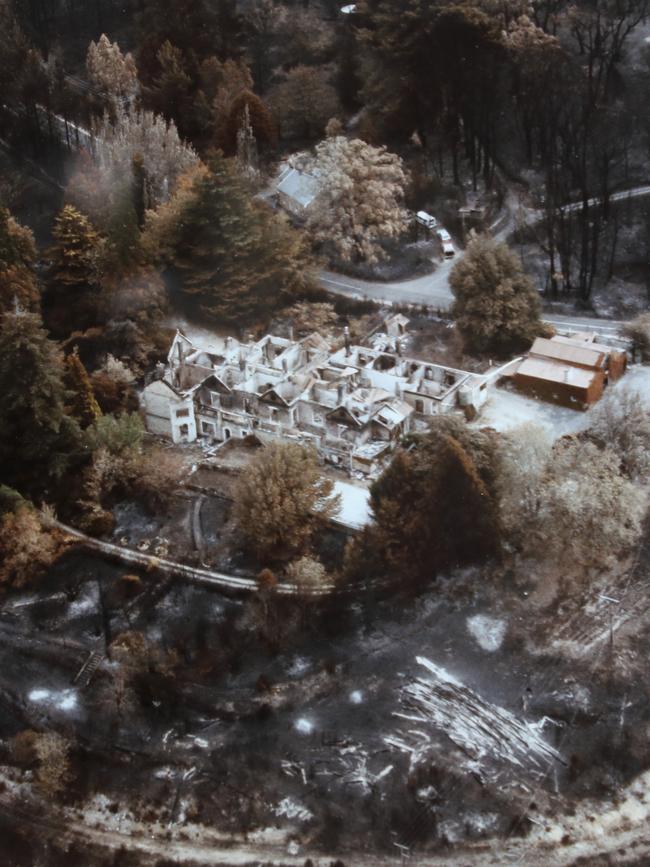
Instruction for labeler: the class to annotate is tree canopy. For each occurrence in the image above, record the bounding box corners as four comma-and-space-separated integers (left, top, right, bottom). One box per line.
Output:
450, 233, 545, 357
233, 442, 340, 561
304, 136, 409, 264
0, 310, 81, 494
146, 153, 316, 323
0, 208, 40, 314
354, 419, 501, 586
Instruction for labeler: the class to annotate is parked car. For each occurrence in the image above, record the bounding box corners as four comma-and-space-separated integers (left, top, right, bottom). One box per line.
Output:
416, 210, 437, 229
437, 227, 451, 242
442, 241, 455, 259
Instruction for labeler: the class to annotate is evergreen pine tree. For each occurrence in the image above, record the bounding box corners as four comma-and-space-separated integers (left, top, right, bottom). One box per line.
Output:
0, 310, 81, 494
171, 154, 314, 323
236, 104, 259, 179
65, 348, 102, 428
45, 206, 101, 336
222, 90, 275, 155
103, 185, 142, 275
131, 152, 147, 228
431, 435, 500, 568
49, 205, 100, 289
368, 428, 500, 585
0, 208, 40, 313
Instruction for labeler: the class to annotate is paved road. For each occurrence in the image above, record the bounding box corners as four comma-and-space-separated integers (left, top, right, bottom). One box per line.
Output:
320, 270, 631, 336
319, 183, 650, 333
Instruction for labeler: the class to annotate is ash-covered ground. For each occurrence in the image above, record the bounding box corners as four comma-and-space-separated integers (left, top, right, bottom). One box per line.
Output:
1, 527, 650, 865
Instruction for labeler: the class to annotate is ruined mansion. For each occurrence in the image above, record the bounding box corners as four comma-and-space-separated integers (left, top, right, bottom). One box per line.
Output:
142, 316, 489, 476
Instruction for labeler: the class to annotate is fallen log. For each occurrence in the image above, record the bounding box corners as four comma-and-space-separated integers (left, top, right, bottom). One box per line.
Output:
47, 520, 336, 598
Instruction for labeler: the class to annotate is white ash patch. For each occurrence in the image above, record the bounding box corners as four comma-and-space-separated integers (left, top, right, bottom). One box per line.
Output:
438, 812, 500, 842
274, 798, 313, 822
465, 811, 501, 834
153, 766, 175, 780
67, 589, 97, 617
294, 717, 314, 735
28, 687, 78, 712
349, 690, 364, 704
286, 656, 311, 677
467, 614, 507, 652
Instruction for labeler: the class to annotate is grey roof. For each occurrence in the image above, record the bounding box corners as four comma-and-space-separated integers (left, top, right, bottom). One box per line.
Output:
277, 168, 321, 210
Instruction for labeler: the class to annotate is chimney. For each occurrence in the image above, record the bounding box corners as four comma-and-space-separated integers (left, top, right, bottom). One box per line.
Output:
396, 337, 403, 357
337, 382, 345, 405
344, 326, 350, 357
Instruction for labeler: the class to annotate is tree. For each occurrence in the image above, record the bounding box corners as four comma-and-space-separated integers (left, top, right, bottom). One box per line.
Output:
285, 555, 331, 595
236, 103, 260, 180
65, 348, 102, 428
146, 41, 195, 134
345, 416, 501, 584
64, 151, 114, 231
0, 506, 60, 587
450, 233, 545, 357
86, 412, 144, 457
220, 90, 276, 155
141, 163, 207, 262
148, 154, 316, 323
48, 205, 100, 290
233, 442, 340, 561
0, 310, 81, 493
0, 207, 40, 313
79, 415, 176, 520
362, 422, 501, 585
90, 355, 137, 415
101, 184, 142, 275
92, 105, 198, 210
136, 0, 245, 81
86, 34, 139, 107
11, 730, 72, 797
269, 65, 340, 141
532, 439, 645, 572
45, 205, 101, 336
355, 0, 442, 142
303, 136, 409, 264
208, 56, 254, 119
281, 301, 339, 338
497, 423, 552, 547
587, 386, 650, 481
623, 313, 650, 361
129, 445, 185, 510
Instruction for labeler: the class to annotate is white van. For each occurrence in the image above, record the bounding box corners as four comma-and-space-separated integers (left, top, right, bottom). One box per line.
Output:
416, 211, 437, 229
437, 227, 451, 242
442, 241, 455, 259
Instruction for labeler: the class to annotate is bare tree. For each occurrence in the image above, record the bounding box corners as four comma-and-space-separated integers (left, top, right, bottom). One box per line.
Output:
92, 105, 198, 208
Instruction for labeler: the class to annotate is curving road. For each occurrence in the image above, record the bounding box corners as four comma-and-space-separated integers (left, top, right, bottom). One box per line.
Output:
319, 184, 650, 333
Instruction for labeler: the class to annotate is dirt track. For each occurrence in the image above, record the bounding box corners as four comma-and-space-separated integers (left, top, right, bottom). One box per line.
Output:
3, 766, 650, 867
